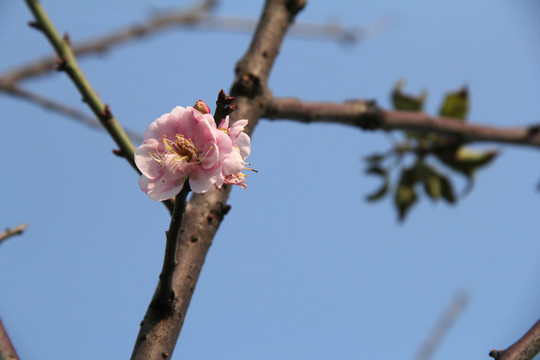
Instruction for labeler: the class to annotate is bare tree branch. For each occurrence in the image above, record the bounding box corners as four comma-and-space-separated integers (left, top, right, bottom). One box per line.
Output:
0, 0, 382, 86
0, 224, 28, 245
0, 0, 219, 85
264, 97, 540, 148
0, 317, 20, 360
190, 13, 393, 44
0, 81, 143, 143
413, 291, 469, 360
130, 0, 306, 358
489, 319, 540, 360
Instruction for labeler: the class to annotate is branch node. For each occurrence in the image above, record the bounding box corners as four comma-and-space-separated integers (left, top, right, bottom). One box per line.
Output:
112, 148, 125, 157
489, 349, 505, 360
63, 31, 71, 45
100, 104, 113, 120
286, 0, 307, 16
232, 72, 261, 97
356, 100, 383, 130
55, 56, 68, 71
527, 124, 540, 137
0, 223, 29, 244
27, 20, 41, 30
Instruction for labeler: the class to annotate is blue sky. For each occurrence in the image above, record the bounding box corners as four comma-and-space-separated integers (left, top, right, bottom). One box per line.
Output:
1, 1, 539, 359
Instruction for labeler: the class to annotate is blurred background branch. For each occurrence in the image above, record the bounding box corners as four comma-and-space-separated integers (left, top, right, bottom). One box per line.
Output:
413, 291, 469, 360
0, 223, 28, 245
0, 81, 144, 143
0, 0, 390, 85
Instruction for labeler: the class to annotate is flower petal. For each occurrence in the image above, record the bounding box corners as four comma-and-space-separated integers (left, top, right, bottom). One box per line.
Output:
139, 174, 186, 201
235, 132, 251, 159
229, 119, 248, 141
199, 141, 219, 169
222, 150, 245, 175
218, 116, 229, 130
189, 165, 222, 193
134, 138, 164, 179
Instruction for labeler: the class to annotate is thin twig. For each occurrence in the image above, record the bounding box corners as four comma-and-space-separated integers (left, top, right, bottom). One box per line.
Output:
0, 224, 28, 245
0, 82, 143, 143
413, 291, 469, 360
489, 319, 540, 360
0, 317, 20, 360
130, 1, 306, 358
24, 0, 173, 213
189, 13, 393, 44
1, 0, 218, 85
0, 1, 385, 85
263, 97, 540, 148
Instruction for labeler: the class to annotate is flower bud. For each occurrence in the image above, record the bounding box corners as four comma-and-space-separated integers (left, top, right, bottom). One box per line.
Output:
193, 100, 211, 114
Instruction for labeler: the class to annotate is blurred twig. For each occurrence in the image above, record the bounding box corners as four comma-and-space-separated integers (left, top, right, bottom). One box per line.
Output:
0, 224, 28, 245
0, 81, 143, 143
1, 0, 219, 85
0, 317, 19, 360
0, 1, 389, 85
188, 13, 394, 44
489, 319, 540, 360
413, 291, 469, 360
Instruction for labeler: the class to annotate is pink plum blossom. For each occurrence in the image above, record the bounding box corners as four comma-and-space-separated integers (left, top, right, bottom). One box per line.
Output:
218, 116, 253, 188
135, 106, 223, 200
135, 105, 253, 201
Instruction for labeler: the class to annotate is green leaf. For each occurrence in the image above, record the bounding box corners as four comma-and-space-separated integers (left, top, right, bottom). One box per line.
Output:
439, 174, 456, 203
365, 166, 390, 202
435, 146, 498, 178
394, 166, 418, 221
391, 80, 427, 112
416, 162, 457, 203
364, 153, 386, 165
423, 170, 442, 200
439, 86, 469, 121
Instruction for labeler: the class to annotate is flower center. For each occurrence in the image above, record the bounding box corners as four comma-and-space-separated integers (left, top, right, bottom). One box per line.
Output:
149, 134, 198, 165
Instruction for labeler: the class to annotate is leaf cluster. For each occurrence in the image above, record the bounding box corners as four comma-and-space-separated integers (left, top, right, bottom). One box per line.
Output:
366, 81, 498, 221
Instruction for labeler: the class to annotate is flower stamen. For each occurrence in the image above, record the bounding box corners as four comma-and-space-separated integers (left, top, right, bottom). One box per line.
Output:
159, 134, 198, 163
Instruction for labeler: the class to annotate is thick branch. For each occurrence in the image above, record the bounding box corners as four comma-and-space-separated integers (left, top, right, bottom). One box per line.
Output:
264, 97, 540, 148
155, 187, 191, 309
131, 188, 190, 360
489, 319, 540, 360
130, 1, 305, 359
0, 224, 28, 245
0, 317, 19, 360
